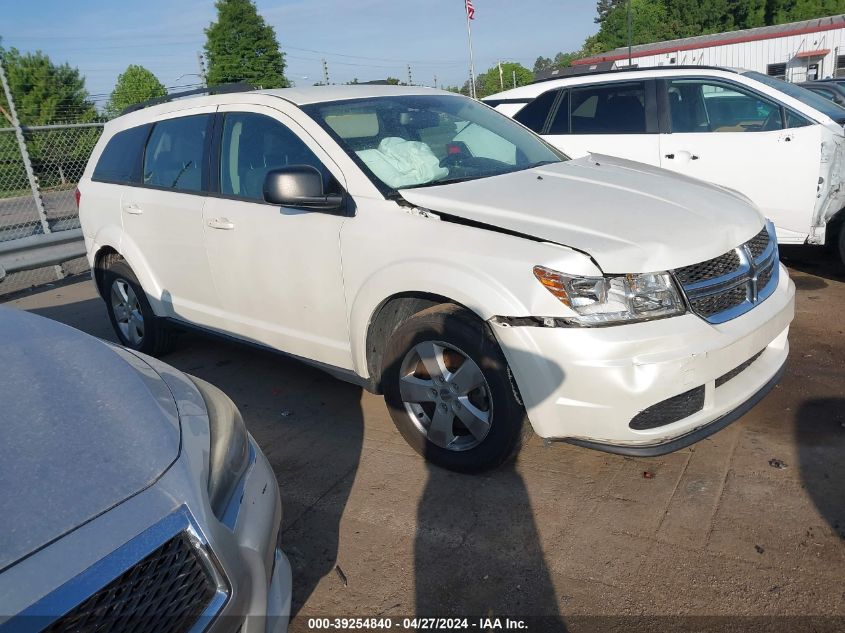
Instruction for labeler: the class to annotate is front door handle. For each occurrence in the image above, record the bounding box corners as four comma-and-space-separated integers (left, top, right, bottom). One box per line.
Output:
207, 218, 235, 230
665, 151, 698, 161
122, 203, 143, 215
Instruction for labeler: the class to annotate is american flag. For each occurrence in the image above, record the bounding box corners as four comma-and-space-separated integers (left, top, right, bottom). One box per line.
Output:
465, 0, 475, 20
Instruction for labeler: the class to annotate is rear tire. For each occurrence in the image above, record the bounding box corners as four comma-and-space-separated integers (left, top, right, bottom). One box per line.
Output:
102, 260, 172, 356
382, 304, 526, 473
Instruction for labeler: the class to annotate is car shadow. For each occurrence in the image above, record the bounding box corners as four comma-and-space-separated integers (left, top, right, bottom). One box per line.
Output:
414, 463, 566, 629
156, 329, 366, 618
794, 399, 845, 542
780, 245, 844, 283
409, 313, 568, 629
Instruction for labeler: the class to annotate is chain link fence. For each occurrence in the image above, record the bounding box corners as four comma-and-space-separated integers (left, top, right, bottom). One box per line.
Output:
0, 122, 104, 295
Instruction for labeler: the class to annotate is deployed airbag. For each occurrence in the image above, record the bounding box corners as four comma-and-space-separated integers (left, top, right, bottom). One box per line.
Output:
357, 137, 448, 188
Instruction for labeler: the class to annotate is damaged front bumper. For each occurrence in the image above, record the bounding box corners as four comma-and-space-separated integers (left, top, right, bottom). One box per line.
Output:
490, 265, 795, 452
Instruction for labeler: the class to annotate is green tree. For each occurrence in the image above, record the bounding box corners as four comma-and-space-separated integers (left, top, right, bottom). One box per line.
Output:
204, 0, 288, 88
591, 0, 676, 52
0, 47, 96, 125
474, 62, 533, 98
595, 0, 627, 22
533, 56, 553, 73
105, 65, 166, 117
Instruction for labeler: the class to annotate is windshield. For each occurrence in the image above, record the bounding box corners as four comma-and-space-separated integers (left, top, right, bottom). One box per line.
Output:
743, 71, 845, 121
302, 94, 566, 193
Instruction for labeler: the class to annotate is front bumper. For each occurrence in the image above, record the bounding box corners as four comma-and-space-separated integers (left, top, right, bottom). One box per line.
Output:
493, 264, 795, 450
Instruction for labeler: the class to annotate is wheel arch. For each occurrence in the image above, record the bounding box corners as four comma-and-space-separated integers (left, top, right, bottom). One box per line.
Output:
362, 292, 491, 394
93, 245, 121, 299
348, 261, 531, 391
91, 235, 164, 313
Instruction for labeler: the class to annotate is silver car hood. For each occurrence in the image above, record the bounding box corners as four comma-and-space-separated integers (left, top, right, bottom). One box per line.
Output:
0, 308, 181, 572
399, 154, 765, 273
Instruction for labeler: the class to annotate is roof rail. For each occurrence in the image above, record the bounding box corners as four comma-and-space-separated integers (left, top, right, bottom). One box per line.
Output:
120, 82, 256, 115
530, 64, 738, 85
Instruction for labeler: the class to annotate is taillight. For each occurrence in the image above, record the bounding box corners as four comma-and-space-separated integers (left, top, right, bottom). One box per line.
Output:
74, 187, 81, 208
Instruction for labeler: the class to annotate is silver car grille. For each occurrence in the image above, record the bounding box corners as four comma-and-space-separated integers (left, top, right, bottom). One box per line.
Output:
673, 223, 779, 324
43, 532, 221, 633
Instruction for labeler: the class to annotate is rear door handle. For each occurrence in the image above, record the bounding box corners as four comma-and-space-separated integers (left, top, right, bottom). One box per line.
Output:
122, 203, 143, 215
207, 218, 235, 230
664, 153, 675, 159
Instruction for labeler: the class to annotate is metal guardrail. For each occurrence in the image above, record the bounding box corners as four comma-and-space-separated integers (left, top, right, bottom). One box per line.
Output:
0, 229, 85, 282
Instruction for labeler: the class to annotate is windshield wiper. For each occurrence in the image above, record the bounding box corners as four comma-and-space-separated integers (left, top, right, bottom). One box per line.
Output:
400, 176, 480, 190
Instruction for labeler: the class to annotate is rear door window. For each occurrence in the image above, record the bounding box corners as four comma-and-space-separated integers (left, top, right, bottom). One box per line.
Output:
92, 124, 151, 184
569, 82, 647, 134
513, 90, 559, 133
143, 115, 212, 192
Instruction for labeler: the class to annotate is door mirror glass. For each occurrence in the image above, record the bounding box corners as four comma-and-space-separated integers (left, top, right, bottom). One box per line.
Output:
263, 165, 345, 211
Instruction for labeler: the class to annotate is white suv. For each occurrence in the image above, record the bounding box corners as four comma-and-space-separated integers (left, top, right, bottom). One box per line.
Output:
486, 66, 845, 263
79, 85, 795, 472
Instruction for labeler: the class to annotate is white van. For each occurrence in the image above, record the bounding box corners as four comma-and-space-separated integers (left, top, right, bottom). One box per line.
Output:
486, 66, 845, 264
79, 85, 794, 472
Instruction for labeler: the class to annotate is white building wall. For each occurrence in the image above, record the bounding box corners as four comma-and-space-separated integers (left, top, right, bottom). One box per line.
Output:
613, 27, 845, 82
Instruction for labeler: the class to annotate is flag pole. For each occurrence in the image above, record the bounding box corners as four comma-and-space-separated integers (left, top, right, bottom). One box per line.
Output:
465, 2, 477, 99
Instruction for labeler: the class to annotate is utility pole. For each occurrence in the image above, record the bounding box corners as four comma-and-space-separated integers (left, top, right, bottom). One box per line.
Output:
407, 64, 413, 86
627, 0, 633, 66
513, 69, 517, 88
196, 52, 207, 87
433, 74, 438, 89
498, 61, 504, 91
322, 58, 330, 85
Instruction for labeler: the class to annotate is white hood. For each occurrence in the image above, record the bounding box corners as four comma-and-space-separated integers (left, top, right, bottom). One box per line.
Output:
398, 154, 765, 274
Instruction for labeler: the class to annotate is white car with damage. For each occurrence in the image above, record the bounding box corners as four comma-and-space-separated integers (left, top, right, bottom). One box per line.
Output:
486, 66, 845, 263
78, 85, 795, 472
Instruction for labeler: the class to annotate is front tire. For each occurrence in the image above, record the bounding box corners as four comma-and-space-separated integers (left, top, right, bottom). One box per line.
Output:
102, 260, 172, 356
382, 304, 526, 473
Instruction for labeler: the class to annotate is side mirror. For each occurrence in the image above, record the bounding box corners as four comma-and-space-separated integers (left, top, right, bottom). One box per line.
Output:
263, 165, 345, 212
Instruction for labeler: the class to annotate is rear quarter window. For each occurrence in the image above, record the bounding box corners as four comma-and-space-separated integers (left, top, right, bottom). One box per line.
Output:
92, 124, 151, 184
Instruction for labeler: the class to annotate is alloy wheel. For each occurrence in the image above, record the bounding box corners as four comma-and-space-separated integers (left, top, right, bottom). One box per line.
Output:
110, 278, 144, 346
398, 340, 493, 451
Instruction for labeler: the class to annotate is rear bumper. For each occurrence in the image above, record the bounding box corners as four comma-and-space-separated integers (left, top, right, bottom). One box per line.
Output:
493, 264, 795, 450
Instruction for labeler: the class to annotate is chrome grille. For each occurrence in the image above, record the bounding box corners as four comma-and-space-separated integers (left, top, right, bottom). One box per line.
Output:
746, 226, 770, 260
675, 250, 741, 285
689, 285, 748, 318
672, 222, 779, 324
44, 533, 217, 633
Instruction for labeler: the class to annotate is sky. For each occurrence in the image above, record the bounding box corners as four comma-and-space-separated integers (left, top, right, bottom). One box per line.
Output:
1, 0, 598, 109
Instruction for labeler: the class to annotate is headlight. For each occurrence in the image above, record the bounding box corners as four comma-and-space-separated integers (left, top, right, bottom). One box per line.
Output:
191, 376, 250, 521
533, 265, 685, 326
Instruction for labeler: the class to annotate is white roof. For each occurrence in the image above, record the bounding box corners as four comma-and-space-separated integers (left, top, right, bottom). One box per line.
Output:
105, 84, 454, 130
257, 84, 444, 105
